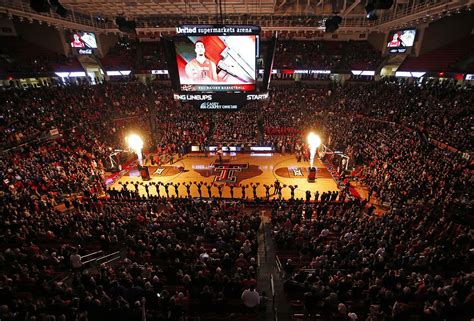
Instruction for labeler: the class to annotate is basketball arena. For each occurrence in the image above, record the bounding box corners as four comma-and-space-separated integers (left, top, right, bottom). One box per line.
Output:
0, 1, 473, 321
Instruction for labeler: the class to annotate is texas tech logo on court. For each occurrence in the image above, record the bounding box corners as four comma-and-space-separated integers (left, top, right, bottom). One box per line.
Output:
212, 161, 249, 183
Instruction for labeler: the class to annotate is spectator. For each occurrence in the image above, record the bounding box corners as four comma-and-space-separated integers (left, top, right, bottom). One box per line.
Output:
241, 285, 260, 309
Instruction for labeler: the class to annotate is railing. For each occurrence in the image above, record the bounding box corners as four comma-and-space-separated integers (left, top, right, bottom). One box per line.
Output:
271, 273, 277, 321
377, 0, 463, 27
82, 250, 120, 265
0, 0, 105, 31
1, 0, 468, 35
45, 249, 104, 285
80, 250, 103, 262
275, 255, 283, 275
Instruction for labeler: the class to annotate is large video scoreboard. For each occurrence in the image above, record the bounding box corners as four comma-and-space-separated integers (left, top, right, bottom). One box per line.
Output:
386, 28, 417, 54
163, 25, 276, 110
68, 31, 98, 55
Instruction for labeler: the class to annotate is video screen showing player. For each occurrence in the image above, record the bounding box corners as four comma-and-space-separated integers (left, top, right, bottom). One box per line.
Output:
387, 29, 416, 48
71, 34, 84, 48
185, 41, 219, 82
70, 32, 98, 49
175, 35, 257, 91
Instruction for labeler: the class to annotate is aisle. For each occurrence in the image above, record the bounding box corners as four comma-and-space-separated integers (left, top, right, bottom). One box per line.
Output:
257, 210, 290, 321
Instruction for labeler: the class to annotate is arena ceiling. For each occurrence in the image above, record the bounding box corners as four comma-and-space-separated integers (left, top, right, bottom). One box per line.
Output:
0, 0, 472, 34
60, 0, 365, 16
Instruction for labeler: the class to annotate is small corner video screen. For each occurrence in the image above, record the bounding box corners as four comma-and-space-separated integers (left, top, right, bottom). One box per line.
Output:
175, 35, 257, 92
387, 28, 416, 53
70, 32, 98, 49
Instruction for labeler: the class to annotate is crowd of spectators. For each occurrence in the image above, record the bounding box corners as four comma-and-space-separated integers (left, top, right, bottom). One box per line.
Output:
269, 40, 382, 70
260, 81, 472, 153
99, 39, 381, 72
134, 42, 168, 71
0, 36, 80, 74
100, 40, 168, 71
0, 77, 472, 320
1, 80, 471, 206
325, 81, 473, 151
1, 35, 382, 75
324, 114, 470, 207
336, 41, 381, 70
272, 199, 472, 321
211, 105, 260, 145
260, 81, 471, 207
0, 195, 261, 320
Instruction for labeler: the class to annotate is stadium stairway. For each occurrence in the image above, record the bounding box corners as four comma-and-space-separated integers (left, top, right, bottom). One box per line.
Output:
257, 210, 291, 321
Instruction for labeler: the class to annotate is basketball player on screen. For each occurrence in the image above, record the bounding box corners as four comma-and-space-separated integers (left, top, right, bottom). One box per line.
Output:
387, 33, 401, 47
185, 41, 219, 82
71, 34, 84, 48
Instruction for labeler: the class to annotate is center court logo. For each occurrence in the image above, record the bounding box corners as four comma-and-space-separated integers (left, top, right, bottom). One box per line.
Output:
212, 162, 249, 183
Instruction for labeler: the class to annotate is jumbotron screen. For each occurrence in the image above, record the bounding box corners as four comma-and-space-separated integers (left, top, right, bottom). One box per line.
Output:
175, 35, 257, 92
387, 28, 416, 53
70, 32, 98, 49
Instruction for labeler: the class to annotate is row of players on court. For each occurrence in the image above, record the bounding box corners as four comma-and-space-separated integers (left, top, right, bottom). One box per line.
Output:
107, 180, 343, 202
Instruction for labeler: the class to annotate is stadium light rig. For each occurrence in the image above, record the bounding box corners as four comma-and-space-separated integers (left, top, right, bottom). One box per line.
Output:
126, 134, 144, 166
307, 132, 321, 169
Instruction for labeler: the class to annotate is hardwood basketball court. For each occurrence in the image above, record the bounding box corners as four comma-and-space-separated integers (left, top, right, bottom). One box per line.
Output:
108, 152, 340, 200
